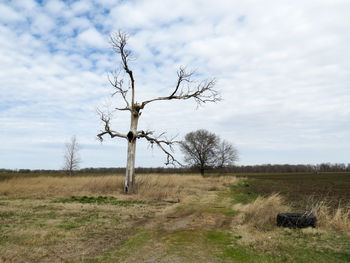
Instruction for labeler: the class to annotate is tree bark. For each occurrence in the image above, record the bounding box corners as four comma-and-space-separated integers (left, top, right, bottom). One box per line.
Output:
124, 112, 139, 193
200, 166, 205, 176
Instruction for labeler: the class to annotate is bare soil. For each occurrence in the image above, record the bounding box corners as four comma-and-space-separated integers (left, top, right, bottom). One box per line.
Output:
236, 173, 350, 210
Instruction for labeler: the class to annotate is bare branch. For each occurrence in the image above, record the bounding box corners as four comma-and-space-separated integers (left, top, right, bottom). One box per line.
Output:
137, 130, 182, 166
96, 109, 127, 141
110, 31, 135, 106
62, 136, 81, 175
98, 30, 221, 192
115, 107, 131, 111
216, 140, 239, 168
141, 67, 220, 108
107, 71, 131, 111
170, 66, 193, 97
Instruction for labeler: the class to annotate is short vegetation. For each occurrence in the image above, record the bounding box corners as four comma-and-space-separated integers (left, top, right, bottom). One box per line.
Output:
0, 173, 349, 262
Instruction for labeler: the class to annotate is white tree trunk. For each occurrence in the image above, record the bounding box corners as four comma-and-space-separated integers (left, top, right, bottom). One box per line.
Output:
124, 112, 139, 193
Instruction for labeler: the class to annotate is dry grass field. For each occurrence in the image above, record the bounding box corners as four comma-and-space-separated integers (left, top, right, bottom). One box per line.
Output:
0, 173, 350, 262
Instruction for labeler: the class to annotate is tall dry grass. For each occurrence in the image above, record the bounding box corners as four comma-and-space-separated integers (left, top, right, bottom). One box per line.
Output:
135, 174, 239, 200
0, 174, 239, 201
0, 175, 124, 198
233, 193, 350, 233
313, 201, 350, 232
233, 193, 289, 230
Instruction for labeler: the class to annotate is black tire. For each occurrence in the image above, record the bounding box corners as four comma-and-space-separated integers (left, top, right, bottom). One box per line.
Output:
277, 213, 317, 228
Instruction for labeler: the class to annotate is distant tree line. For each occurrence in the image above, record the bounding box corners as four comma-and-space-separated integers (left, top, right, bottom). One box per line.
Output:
228, 163, 350, 173
1, 163, 350, 174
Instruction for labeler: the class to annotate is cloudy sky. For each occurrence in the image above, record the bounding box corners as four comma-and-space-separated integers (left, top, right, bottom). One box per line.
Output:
1, 0, 349, 169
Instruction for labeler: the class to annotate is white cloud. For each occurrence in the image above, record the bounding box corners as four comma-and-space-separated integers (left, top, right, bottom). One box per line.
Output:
94, 0, 120, 9
11, 0, 38, 14
59, 16, 92, 36
0, 3, 24, 22
71, 1, 92, 15
77, 27, 107, 48
45, 0, 66, 15
30, 13, 56, 34
0, 0, 350, 169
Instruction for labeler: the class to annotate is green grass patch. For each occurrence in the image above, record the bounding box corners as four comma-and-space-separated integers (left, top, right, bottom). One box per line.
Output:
205, 230, 276, 263
280, 230, 350, 263
87, 229, 154, 263
165, 230, 202, 245
229, 180, 259, 204
58, 213, 99, 230
0, 211, 15, 218
54, 196, 146, 206
204, 229, 350, 263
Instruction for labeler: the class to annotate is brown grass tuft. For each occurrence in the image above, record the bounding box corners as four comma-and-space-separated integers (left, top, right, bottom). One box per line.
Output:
233, 193, 289, 230
135, 174, 239, 201
232, 193, 350, 233
313, 202, 350, 232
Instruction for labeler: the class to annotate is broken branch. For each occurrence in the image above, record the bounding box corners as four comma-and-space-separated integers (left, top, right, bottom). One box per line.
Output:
96, 109, 127, 141
137, 131, 182, 166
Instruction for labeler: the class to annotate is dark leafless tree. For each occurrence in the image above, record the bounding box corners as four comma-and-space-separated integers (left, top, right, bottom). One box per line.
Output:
180, 129, 238, 176
216, 140, 239, 168
97, 31, 220, 193
63, 136, 81, 175
180, 129, 220, 176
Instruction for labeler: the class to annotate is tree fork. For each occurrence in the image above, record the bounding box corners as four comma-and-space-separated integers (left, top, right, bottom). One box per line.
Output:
97, 31, 220, 194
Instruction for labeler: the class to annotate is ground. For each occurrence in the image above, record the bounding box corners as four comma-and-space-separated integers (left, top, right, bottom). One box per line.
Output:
0, 173, 349, 262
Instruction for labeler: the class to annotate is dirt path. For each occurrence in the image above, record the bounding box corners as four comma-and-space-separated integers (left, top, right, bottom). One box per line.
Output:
116, 191, 234, 263
0, 175, 240, 263
2, 175, 350, 262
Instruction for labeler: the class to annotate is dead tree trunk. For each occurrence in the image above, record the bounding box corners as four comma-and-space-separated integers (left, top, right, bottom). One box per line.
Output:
97, 31, 220, 194
125, 111, 139, 193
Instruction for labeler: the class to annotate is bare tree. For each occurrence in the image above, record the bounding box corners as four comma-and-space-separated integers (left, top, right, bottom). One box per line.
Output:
97, 31, 220, 193
180, 129, 220, 176
63, 136, 81, 175
216, 140, 239, 168
180, 129, 238, 176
